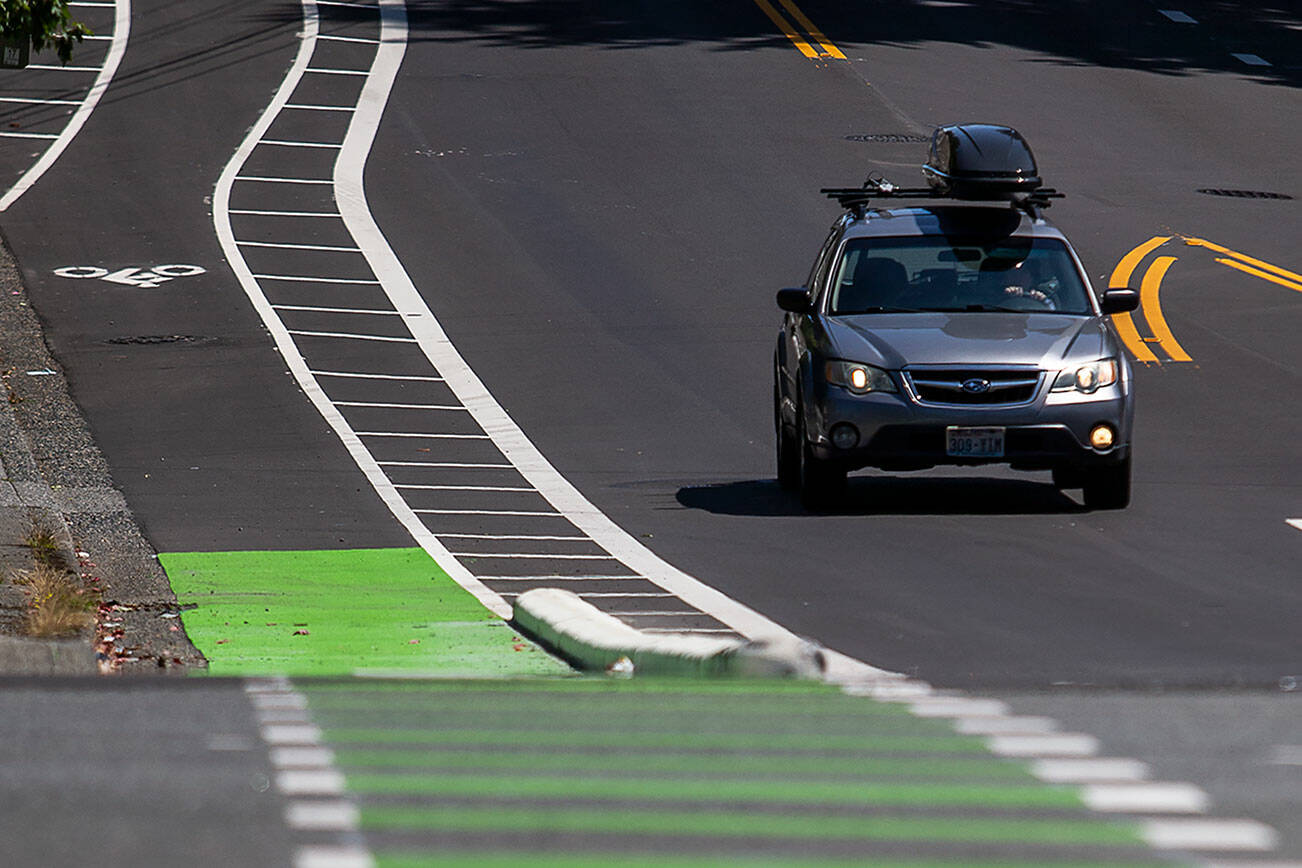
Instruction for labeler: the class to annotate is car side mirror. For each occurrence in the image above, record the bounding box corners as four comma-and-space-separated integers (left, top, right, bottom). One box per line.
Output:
776, 287, 812, 313
1100, 288, 1140, 314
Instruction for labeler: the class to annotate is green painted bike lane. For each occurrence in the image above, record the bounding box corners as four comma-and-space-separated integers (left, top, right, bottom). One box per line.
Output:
160, 551, 1191, 864
298, 679, 1187, 867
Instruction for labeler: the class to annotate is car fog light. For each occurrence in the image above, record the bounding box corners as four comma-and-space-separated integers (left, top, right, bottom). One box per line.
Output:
830, 423, 860, 450
1089, 425, 1114, 450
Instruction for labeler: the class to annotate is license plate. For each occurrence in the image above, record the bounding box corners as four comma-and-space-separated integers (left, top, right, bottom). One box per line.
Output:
946, 426, 1005, 457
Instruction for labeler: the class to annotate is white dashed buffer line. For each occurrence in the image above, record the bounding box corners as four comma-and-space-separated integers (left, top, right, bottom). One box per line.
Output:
0, 0, 130, 211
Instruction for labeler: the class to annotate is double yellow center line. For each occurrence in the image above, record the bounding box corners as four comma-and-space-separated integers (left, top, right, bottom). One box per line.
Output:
751, 0, 846, 60
1109, 235, 1302, 364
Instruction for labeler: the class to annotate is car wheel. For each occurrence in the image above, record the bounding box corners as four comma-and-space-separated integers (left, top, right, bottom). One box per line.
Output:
1081, 456, 1131, 510
797, 410, 845, 510
775, 382, 799, 490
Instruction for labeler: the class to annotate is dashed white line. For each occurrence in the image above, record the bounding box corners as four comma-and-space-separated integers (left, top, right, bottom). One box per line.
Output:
255, 273, 378, 283
1082, 782, 1208, 814
0, 0, 129, 211
1141, 818, 1278, 851
986, 733, 1100, 757
314, 370, 443, 381
231, 209, 343, 217
1286, 519, 1301, 532
0, 97, 81, 105
380, 460, 508, 468
438, 534, 590, 541
0, 132, 60, 140
413, 509, 557, 517
337, 401, 464, 409
1030, 757, 1150, 783
273, 306, 398, 315
285, 801, 360, 831
26, 64, 102, 71
277, 770, 347, 796
306, 67, 370, 76
287, 330, 418, 343
397, 483, 533, 492
261, 139, 344, 148
317, 34, 381, 44
357, 431, 489, 439
285, 104, 357, 112
240, 240, 362, 251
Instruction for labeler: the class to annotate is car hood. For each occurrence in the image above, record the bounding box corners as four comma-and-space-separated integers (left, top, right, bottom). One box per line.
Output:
826, 312, 1111, 369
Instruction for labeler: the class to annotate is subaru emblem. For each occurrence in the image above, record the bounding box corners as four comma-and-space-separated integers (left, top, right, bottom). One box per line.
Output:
961, 377, 991, 394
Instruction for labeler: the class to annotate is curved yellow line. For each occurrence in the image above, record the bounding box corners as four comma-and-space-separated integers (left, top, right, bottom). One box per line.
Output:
1140, 256, 1191, 362
1108, 236, 1170, 364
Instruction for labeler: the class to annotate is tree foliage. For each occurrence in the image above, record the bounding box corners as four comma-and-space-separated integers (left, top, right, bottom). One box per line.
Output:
1, 0, 90, 65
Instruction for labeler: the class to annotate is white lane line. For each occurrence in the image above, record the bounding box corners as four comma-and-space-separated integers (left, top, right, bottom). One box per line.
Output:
239, 240, 362, 251
0, 0, 128, 211
231, 209, 343, 217
478, 575, 637, 581
414, 509, 557, 517
1082, 782, 1209, 814
1141, 818, 1277, 851
1031, 758, 1150, 783
274, 306, 398, 315
356, 431, 489, 439
1158, 9, 1198, 23
907, 697, 1009, 717
287, 329, 418, 343
213, 0, 510, 618
437, 534, 589, 541
1232, 53, 1271, 66
380, 460, 508, 468
448, 553, 616, 560
26, 64, 101, 71
1286, 518, 1301, 532
271, 746, 337, 768
0, 132, 60, 140
313, 370, 442, 381
987, 734, 1099, 757
952, 716, 1059, 735
256, 273, 379, 283
277, 770, 347, 796
261, 139, 344, 149
497, 592, 674, 599
317, 0, 378, 7
397, 484, 533, 491
337, 401, 463, 409
237, 176, 335, 185
285, 801, 359, 831
249, 678, 372, 867
0, 97, 81, 105
294, 846, 375, 868
306, 67, 370, 76
318, 34, 381, 43
285, 103, 356, 111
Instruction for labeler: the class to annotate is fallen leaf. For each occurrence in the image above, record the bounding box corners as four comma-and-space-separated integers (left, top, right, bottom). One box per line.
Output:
293, 630, 309, 636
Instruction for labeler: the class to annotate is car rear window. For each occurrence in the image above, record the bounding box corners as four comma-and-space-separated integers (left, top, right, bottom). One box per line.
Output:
828, 236, 1093, 315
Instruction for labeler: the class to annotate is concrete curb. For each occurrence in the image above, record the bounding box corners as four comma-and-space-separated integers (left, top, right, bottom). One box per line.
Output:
511, 588, 826, 679
0, 634, 96, 675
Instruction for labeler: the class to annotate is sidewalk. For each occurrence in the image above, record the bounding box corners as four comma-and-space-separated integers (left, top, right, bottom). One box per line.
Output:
0, 236, 203, 673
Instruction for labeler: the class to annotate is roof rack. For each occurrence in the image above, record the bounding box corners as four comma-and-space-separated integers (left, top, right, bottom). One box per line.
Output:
822, 177, 1064, 218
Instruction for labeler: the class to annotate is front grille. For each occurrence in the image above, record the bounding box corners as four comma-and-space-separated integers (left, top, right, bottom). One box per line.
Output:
905, 368, 1041, 406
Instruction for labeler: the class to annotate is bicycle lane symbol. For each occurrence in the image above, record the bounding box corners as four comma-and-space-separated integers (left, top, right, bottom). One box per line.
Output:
53, 264, 206, 289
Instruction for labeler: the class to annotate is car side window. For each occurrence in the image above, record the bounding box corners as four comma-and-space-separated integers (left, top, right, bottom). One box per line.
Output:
806, 226, 842, 299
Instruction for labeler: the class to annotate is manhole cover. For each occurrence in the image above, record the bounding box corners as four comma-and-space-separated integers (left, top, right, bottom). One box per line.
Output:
1196, 188, 1293, 200
845, 134, 929, 144
105, 335, 211, 345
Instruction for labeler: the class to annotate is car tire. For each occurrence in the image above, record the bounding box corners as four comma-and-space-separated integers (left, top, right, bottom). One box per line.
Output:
775, 380, 800, 490
797, 410, 845, 510
1082, 456, 1131, 510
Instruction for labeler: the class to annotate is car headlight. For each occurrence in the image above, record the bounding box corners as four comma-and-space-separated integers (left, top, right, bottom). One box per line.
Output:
1052, 359, 1118, 394
824, 360, 896, 394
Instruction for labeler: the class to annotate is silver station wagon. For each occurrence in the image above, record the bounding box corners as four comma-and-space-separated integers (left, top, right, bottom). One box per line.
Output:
774, 124, 1139, 509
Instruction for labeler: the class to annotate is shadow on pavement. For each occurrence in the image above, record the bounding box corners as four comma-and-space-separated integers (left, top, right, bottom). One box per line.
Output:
676, 475, 1086, 516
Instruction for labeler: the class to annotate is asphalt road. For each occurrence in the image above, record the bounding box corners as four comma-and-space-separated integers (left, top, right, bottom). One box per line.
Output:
0, 0, 1298, 863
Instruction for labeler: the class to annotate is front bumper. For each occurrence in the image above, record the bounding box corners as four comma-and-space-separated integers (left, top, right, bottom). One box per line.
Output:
807, 384, 1131, 472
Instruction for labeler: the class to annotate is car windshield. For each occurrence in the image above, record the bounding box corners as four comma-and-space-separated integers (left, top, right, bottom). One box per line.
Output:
828, 236, 1094, 315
